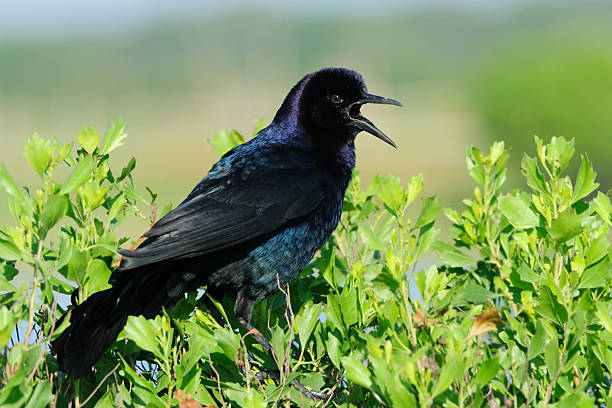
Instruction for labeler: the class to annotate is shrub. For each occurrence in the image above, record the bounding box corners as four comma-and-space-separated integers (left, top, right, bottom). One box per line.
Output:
1, 120, 611, 407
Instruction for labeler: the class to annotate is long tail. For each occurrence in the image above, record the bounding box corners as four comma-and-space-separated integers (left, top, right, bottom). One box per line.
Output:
51, 264, 197, 378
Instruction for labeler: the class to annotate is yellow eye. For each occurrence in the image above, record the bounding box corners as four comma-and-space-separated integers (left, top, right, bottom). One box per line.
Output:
330, 94, 343, 104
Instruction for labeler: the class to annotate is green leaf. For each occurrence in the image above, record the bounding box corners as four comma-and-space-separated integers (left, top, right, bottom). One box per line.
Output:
40, 195, 68, 236
516, 262, 543, 283
59, 157, 95, 195
117, 157, 136, 182
84, 259, 112, 294
77, 126, 100, 155
405, 173, 424, 205
378, 175, 403, 213
296, 301, 320, 348
342, 353, 372, 388
530, 320, 547, 358
414, 223, 440, 259
547, 136, 575, 173
326, 295, 344, 334
550, 207, 588, 243
326, 332, 341, 369
544, 339, 561, 378
270, 325, 286, 366
24, 133, 53, 177
0, 164, 33, 212
432, 357, 463, 397
340, 287, 359, 327
413, 196, 441, 230
585, 234, 609, 266
357, 220, 384, 251
99, 118, 127, 155
432, 241, 476, 267
572, 154, 598, 203
1, 262, 18, 281
244, 388, 266, 408
521, 155, 547, 194
537, 287, 568, 325
474, 357, 500, 386
125, 315, 161, 356
0, 306, 17, 348
66, 249, 88, 284
108, 195, 127, 220
24, 381, 53, 408
579, 256, 612, 289
0, 237, 21, 261
595, 302, 612, 333
209, 129, 243, 156
463, 283, 495, 304
78, 181, 111, 211
593, 192, 612, 225
499, 194, 539, 230
466, 146, 485, 186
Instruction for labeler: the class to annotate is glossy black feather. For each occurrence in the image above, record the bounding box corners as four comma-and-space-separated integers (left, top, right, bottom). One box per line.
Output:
117, 147, 325, 270
51, 67, 399, 379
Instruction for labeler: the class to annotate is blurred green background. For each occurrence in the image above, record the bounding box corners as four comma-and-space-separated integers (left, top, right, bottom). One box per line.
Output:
2, 0, 612, 235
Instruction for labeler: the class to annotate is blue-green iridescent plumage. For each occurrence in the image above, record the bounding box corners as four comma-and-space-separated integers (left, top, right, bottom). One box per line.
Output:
51, 67, 397, 378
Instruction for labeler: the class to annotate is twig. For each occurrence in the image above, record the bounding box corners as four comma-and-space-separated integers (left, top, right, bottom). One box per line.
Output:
77, 363, 120, 408
207, 352, 226, 407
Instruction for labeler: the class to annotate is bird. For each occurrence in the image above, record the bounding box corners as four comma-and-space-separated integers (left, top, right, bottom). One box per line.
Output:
51, 67, 401, 398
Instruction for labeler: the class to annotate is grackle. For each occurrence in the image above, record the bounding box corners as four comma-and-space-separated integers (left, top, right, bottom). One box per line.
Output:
51, 67, 401, 399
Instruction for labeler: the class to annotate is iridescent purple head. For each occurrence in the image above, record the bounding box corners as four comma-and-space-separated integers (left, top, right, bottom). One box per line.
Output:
274, 68, 402, 148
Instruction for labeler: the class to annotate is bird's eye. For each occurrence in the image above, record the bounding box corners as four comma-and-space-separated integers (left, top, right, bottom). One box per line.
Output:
329, 94, 343, 104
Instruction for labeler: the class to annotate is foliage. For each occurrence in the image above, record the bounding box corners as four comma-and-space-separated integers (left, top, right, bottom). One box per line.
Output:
1, 120, 612, 407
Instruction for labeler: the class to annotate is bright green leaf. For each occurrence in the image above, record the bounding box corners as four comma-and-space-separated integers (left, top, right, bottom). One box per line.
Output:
77, 126, 100, 155
342, 353, 372, 388
550, 207, 589, 243
0, 306, 17, 348
572, 154, 598, 203
125, 315, 161, 356
296, 300, 320, 347
40, 195, 68, 236
24, 133, 53, 177
499, 194, 539, 230
579, 256, 611, 289
474, 357, 500, 386
432, 241, 476, 267
413, 195, 441, 230
99, 118, 128, 155
432, 357, 463, 397
59, 157, 95, 195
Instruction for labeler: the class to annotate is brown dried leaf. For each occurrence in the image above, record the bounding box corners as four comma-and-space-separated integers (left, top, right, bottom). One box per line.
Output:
180, 400, 204, 408
419, 356, 439, 375
175, 390, 205, 408
414, 309, 428, 328
467, 305, 502, 339
573, 365, 580, 387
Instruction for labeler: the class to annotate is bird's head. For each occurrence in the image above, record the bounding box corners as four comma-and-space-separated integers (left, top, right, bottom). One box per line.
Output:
278, 67, 401, 149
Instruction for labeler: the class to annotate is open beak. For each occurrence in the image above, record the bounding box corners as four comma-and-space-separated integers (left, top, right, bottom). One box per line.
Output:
349, 93, 402, 148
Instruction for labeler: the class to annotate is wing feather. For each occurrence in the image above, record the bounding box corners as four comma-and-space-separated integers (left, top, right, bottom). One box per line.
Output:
117, 147, 324, 270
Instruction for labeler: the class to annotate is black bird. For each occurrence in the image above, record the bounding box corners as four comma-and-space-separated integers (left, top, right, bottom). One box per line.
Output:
51, 67, 401, 398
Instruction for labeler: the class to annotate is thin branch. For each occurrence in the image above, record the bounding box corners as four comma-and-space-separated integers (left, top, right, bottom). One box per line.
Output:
77, 363, 120, 408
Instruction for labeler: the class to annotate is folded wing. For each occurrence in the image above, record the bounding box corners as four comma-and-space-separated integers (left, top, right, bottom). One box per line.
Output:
117, 147, 324, 271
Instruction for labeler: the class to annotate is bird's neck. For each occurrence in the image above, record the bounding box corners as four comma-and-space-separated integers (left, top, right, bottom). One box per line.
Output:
315, 139, 356, 192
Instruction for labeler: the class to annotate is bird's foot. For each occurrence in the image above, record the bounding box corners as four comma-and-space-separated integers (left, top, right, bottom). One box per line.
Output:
244, 368, 331, 401
289, 379, 332, 401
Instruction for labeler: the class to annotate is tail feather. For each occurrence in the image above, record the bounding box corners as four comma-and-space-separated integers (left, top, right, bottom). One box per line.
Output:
51, 263, 200, 378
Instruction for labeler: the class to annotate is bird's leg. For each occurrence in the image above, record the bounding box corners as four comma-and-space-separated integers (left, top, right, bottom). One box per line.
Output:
234, 290, 329, 401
